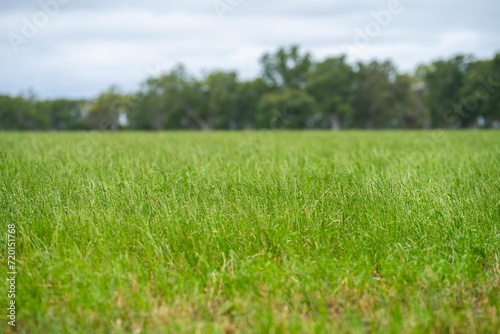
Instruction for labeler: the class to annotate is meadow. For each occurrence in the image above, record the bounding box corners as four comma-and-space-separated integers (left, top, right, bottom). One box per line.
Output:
1, 131, 499, 333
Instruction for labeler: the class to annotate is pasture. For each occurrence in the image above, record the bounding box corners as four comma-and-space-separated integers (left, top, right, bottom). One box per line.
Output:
1, 131, 499, 333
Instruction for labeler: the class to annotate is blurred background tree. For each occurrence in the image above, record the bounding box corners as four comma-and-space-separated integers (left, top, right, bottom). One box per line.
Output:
1, 49, 499, 131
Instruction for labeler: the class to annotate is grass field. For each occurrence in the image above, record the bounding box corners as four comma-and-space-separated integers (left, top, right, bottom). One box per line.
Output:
1, 131, 499, 333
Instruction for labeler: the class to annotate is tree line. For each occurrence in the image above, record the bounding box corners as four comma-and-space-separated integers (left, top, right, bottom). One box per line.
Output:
1, 46, 499, 131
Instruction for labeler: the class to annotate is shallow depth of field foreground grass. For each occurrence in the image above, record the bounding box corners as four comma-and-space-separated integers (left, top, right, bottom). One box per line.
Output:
1, 131, 500, 333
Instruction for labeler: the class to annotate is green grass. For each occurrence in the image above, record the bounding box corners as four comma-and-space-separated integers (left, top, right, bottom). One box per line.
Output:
1, 131, 499, 333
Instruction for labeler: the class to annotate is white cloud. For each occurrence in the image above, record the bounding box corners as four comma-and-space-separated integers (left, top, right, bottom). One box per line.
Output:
0, 0, 499, 98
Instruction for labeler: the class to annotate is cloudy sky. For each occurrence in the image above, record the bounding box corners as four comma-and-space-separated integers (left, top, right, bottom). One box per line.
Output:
1, 0, 499, 99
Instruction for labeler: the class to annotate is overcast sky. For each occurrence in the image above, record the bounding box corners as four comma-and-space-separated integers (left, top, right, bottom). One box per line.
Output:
1, 0, 499, 99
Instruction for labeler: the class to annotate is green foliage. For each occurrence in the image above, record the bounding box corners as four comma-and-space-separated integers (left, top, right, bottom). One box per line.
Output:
1, 131, 499, 332
351, 60, 398, 129
458, 54, 500, 127
307, 56, 354, 129
130, 65, 196, 130
391, 74, 428, 129
2, 49, 500, 131
201, 71, 239, 130
0, 93, 46, 130
421, 55, 473, 128
260, 45, 312, 90
85, 86, 127, 131
257, 89, 317, 129
234, 78, 269, 129
35, 99, 85, 130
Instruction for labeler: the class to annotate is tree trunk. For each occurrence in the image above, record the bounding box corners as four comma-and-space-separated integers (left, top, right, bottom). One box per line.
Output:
110, 117, 118, 131
365, 118, 374, 130
186, 107, 212, 130
244, 121, 253, 130
422, 117, 431, 129
328, 114, 340, 131
153, 112, 164, 131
